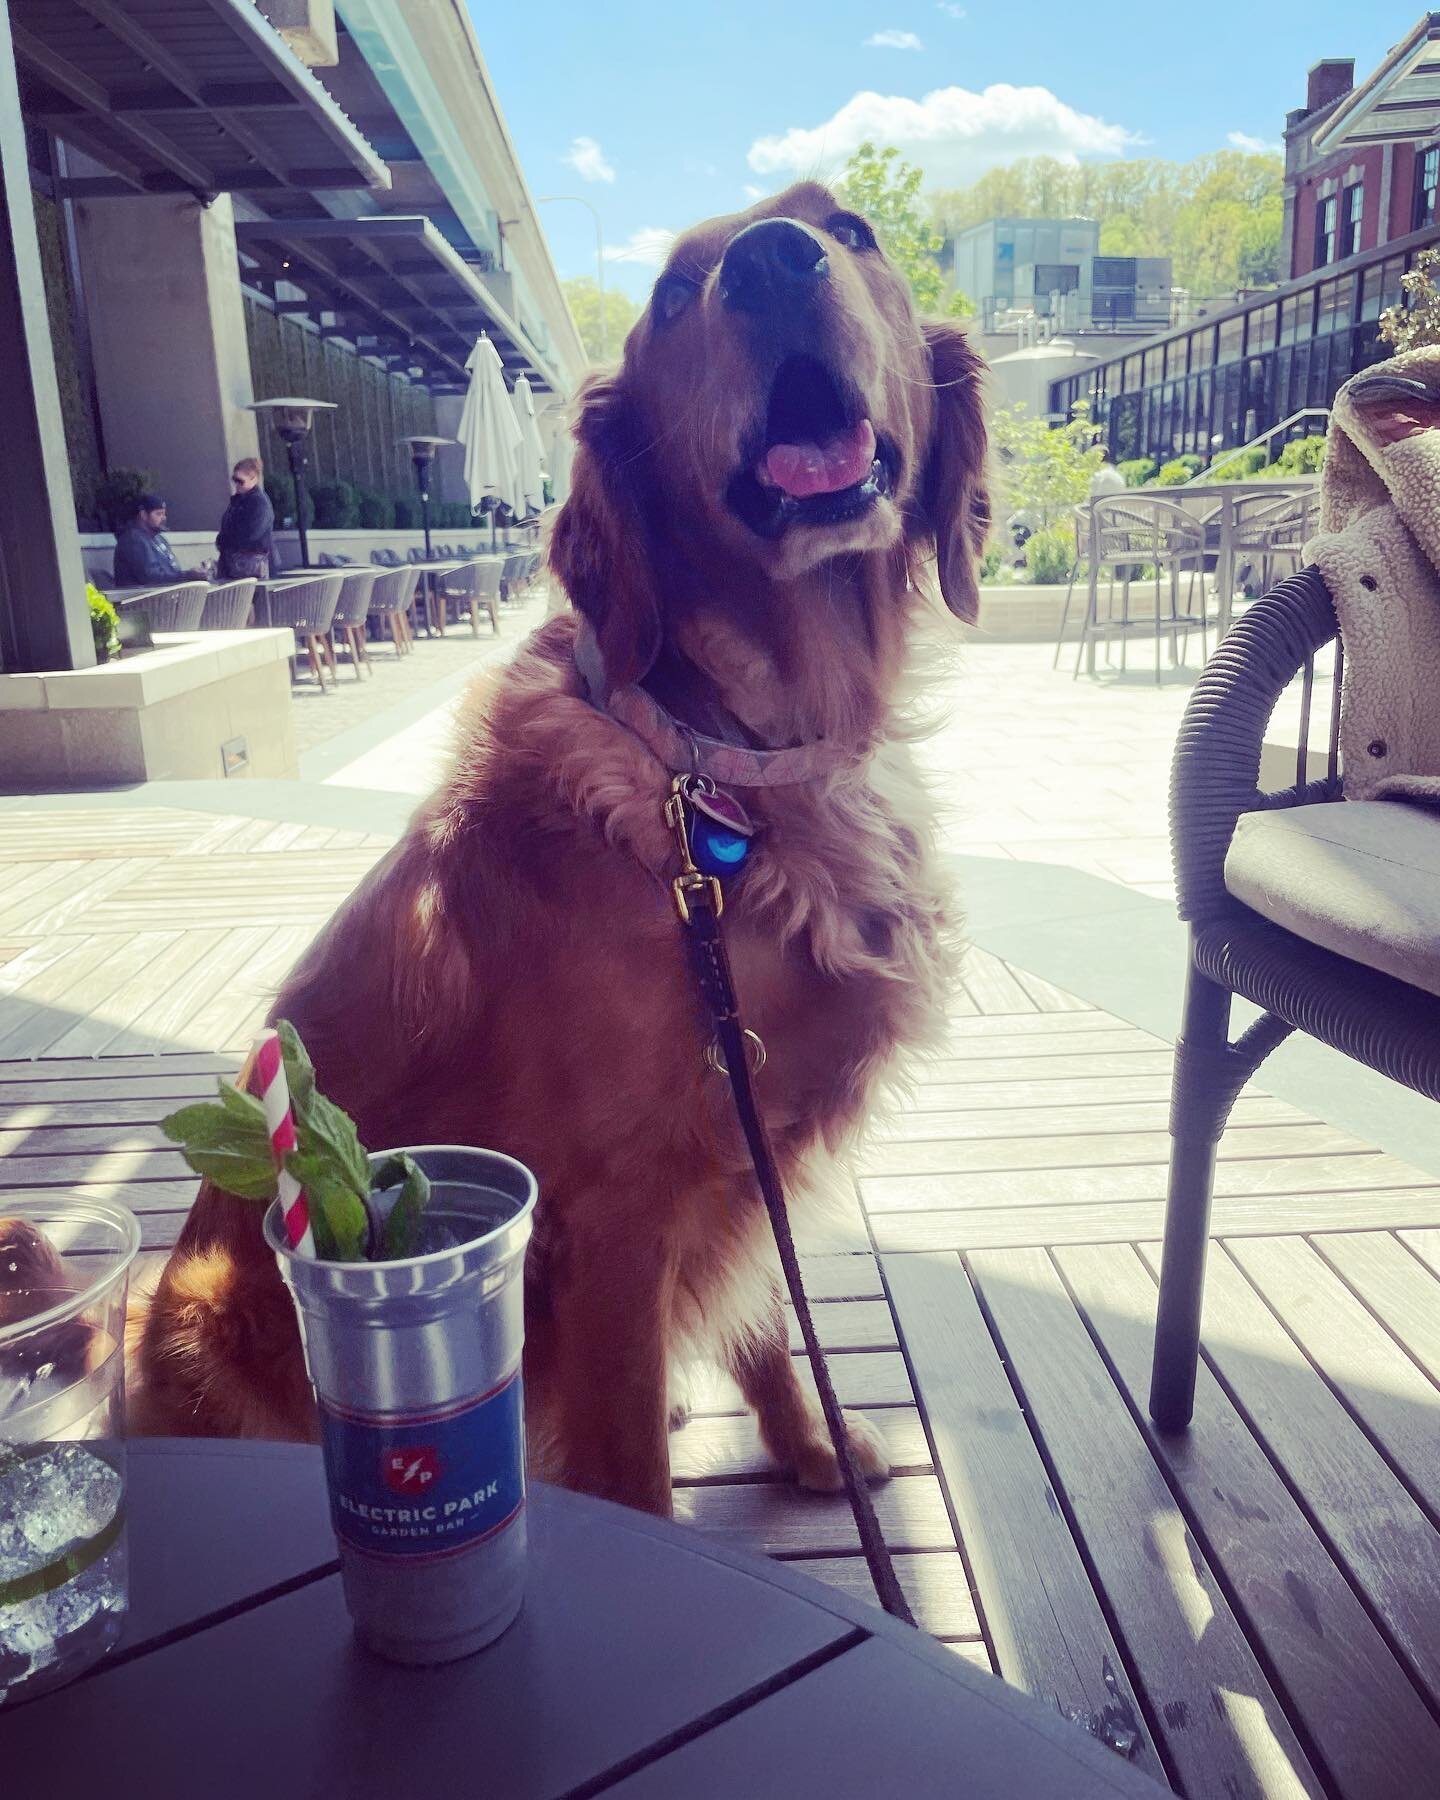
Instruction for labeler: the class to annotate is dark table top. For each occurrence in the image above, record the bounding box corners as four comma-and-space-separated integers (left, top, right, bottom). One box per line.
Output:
2, 1441, 1163, 1800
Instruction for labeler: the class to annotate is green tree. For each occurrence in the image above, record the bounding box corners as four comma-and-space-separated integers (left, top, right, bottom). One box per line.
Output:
931, 149, 1285, 298
837, 142, 973, 318
561, 277, 641, 364
990, 400, 1104, 530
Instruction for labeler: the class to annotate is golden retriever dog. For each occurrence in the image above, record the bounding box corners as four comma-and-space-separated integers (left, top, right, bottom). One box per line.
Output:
135, 181, 989, 1515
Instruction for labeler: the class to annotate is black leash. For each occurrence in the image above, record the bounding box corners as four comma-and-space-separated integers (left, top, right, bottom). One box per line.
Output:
663, 776, 915, 1628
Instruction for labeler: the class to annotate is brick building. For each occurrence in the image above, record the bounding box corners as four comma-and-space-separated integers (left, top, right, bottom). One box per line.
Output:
1284, 18, 1440, 281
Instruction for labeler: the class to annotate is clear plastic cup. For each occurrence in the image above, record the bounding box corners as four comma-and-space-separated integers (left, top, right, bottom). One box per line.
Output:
0, 1197, 141, 1705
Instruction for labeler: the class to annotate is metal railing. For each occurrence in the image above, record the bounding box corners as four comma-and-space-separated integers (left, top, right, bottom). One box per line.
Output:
1186, 409, 1330, 482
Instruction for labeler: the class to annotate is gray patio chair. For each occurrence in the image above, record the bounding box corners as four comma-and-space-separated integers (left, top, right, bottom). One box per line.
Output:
436, 559, 501, 636
1151, 564, 1440, 1430
326, 568, 381, 679
1230, 491, 1319, 598
368, 565, 419, 656
115, 581, 208, 634
198, 579, 255, 631
258, 573, 344, 689
499, 554, 526, 604
1070, 495, 1209, 684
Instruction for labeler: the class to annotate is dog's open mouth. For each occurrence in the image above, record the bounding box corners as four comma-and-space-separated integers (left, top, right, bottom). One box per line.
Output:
726, 356, 897, 539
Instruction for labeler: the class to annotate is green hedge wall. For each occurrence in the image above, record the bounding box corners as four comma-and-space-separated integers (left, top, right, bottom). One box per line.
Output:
244, 298, 439, 512
34, 193, 104, 527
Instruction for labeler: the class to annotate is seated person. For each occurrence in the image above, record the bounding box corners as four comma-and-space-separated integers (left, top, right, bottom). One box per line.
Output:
112, 494, 210, 587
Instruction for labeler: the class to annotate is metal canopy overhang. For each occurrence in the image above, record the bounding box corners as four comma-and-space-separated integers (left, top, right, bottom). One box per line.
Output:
13, 0, 389, 198
234, 215, 559, 394
1313, 12, 1440, 151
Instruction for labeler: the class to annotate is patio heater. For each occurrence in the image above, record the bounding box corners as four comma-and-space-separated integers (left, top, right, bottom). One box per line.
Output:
247, 398, 336, 569
398, 435, 456, 560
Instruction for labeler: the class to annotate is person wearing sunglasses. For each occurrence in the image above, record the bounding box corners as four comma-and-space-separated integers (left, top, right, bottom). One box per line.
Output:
216, 457, 275, 581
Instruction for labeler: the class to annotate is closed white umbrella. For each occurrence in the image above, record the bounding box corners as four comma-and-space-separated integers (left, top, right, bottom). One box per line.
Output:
511, 373, 548, 517
458, 335, 523, 537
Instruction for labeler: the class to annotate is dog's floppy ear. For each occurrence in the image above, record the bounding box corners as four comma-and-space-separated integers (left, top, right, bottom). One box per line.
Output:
918, 320, 991, 622
548, 370, 662, 691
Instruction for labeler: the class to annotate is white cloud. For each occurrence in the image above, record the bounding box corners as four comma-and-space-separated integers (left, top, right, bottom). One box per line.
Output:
1227, 130, 1282, 156
603, 227, 677, 267
563, 136, 615, 184
866, 29, 923, 49
936, 2, 966, 15
749, 84, 1140, 186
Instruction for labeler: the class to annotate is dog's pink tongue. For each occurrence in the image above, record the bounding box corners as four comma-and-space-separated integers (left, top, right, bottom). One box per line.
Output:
762, 419, 876, 499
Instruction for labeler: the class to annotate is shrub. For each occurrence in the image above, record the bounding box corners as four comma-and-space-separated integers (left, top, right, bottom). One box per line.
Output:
1024, 527, 1076, 586
264, 471, 313, 530
1154, 455, 1204, 486
1268, 434, 1326, 477
87, 583, 119, 663
1209, 447, 1267, 482
392, 494, 421, 531
1118, 458, 1157, 488
979, 544, 1005, 584
90, 468, 157, 534
310, 481, 359, 529
356, 489, 391, 529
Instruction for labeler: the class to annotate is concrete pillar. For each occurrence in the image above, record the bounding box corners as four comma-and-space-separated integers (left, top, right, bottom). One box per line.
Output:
72, 191, 259, 531
0, 6, 92, 672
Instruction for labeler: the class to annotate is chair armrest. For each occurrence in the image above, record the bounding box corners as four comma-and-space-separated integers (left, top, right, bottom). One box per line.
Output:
1172, 566, 1341, 923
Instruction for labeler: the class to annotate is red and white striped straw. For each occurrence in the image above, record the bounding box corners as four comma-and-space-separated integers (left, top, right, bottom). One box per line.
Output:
252, 1029, 315, 1258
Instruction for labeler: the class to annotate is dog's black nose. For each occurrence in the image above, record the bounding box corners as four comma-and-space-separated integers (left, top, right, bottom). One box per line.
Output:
720, 219, 828, 314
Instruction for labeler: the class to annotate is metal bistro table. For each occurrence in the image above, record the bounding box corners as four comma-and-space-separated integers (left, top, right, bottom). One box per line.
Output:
2, 1442, 1161, 1800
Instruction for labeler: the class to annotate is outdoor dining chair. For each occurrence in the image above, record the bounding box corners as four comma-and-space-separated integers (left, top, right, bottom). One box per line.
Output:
1230, 491, 1321, 600
198, 579, 255, 631
367, 566, 418, 657
257, 573, 344, 689
326, 568, 381, 679
114, 581, 208, 634
1063, 494, 1210, 684
436, 559, 502, 636
1151, 563, 1440, 1430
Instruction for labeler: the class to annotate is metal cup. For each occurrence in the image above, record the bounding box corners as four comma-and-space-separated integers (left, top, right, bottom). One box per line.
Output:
265, 1146, 537, 1665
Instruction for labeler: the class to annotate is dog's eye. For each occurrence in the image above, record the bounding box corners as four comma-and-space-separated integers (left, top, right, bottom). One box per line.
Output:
827, 212, 876, 252
653, 274, 698, 324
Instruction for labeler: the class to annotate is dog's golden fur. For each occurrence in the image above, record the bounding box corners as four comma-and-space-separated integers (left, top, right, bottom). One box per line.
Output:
132, 182, 989, 1514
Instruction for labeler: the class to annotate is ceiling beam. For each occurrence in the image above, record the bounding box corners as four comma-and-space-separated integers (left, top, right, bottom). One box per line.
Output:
68, 0, 295, 192
13, 22, 216, 193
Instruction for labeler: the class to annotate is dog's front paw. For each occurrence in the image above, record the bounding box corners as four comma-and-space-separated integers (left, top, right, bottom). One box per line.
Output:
793, 1409, 891, 1492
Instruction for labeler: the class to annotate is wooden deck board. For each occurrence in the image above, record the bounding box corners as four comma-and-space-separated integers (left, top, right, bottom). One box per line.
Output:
1058, 1241, 1440, 1800
882, 1249, 1168, 1785
968, 1244, 1323, 1799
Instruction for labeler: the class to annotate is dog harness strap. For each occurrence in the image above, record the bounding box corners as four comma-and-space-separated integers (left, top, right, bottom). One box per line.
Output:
574, 621, 860, 788
663, 776, 916, 1628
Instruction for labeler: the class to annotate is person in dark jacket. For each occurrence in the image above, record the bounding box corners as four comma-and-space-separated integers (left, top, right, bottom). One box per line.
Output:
216, 457, 274, 580
112, 494, 209, 587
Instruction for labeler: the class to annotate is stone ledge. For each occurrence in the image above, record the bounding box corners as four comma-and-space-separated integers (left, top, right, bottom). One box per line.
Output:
0, 632, 297, 787
0, 630, 293, 713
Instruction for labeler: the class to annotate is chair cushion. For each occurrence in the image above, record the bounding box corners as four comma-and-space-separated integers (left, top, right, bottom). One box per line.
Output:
1225, 801, 1440, 999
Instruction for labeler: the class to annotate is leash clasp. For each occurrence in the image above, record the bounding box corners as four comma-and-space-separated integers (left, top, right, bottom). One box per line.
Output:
665, 775, 724, 924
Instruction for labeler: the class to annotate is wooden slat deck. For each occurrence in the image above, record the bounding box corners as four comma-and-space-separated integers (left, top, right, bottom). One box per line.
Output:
3, 801, 1439, 1795
0, 811, 390, 1058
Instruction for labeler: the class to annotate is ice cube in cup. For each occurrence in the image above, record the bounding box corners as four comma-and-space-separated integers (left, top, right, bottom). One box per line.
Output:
0, 1200, 140, 1705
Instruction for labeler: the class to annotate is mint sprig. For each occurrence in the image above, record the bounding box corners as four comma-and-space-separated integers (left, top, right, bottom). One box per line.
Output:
160, 1020, 431, 1263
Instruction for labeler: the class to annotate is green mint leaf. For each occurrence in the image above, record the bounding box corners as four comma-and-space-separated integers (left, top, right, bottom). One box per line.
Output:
276, 1019, 316, 1116
286, 1150, 370, 1261
161, 1092, 279, 1200
298, 1090, 372, 1202
372, 1153, 432, 1260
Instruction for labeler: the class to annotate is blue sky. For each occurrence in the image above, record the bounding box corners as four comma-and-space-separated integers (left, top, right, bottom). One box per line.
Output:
472, 2, 1399, 301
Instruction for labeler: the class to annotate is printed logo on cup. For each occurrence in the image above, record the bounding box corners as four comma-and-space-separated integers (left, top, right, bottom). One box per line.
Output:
320, 1371, 524, 1559
382, 1446, 442, 1495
